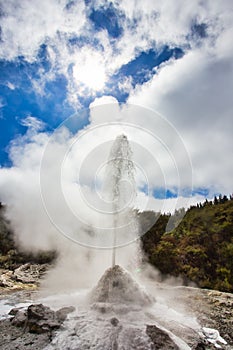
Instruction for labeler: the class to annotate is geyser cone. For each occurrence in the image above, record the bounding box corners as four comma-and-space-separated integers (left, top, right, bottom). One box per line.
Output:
90, 265, 153, 306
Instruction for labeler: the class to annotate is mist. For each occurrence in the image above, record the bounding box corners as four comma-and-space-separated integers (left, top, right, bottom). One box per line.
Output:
0, 105, 201, 292
0, 121, 144, 292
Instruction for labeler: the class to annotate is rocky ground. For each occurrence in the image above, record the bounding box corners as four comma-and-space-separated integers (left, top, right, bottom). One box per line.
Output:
184, 287, 233, 348
0, 263, 49, 292
0, 265, 232, 349
0, 263, 56, 349
148, 283, 233, 349
0, 303, 75, 350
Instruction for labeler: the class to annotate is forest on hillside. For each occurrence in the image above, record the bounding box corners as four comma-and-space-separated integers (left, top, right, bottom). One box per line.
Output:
141, 195, 233, 292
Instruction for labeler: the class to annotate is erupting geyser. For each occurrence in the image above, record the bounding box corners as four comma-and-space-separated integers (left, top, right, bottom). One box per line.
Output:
103, 134, 137, 267
90, 136, 152, 306
88, 135, 154, 303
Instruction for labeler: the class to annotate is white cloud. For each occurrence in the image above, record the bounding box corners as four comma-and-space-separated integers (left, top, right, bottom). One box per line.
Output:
2, 0, 232, 103
90, 95, 118, 108
0, 0, 86, 62
20, 115, 45, 131
128, 22, 233, 194
6, 82, 16, 90
117, 76, 133, 94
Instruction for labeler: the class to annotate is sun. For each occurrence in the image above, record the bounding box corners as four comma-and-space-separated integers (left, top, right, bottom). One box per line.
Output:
73, 53, 107, 91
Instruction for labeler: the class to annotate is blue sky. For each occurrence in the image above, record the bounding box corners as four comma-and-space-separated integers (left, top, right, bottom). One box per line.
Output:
0, 24, 182, 166
0, 0, 233, 206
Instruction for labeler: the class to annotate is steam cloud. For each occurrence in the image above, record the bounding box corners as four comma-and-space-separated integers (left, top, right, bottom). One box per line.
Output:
0, 104, 202, 291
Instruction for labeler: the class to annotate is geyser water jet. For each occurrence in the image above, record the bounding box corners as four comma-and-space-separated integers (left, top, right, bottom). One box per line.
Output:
103, 134, 137, 267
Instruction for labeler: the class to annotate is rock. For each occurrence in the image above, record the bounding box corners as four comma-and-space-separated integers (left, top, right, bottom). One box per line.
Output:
8, 303, 73, 336
0, 263, 49, 291
56, 306, 75, 322
12, 263, 48, 284
202, 327, 228, 349
8, 307, 20, 316
110, 317, 119, 326
10, 311, 27, 327
26, 304, 59, 334
146, 325, 179, 350
28, 319, 61, 334
193, 341, 207, 349
0, 270, 14, 288
27, 303, 55, 321
0, 318, 50, 350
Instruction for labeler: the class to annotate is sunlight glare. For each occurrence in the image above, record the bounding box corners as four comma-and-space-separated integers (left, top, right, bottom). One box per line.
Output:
73, 55, 107, 91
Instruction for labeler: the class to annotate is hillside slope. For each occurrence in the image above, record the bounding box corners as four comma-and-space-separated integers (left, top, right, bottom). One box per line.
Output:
141, 198, 233, 292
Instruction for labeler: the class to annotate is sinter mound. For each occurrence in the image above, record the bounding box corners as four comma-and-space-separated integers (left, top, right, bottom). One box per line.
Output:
90, 265, 153, 306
